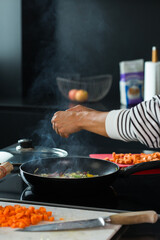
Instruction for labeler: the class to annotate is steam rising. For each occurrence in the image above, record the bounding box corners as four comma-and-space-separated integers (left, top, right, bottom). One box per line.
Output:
23, 0, 111, 156
30, 111, 93, 158
25, 0, 110, 103
32, 113, 57, 148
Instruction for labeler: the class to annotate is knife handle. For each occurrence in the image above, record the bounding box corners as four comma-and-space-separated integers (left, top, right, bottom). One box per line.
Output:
107, 211, 158, 225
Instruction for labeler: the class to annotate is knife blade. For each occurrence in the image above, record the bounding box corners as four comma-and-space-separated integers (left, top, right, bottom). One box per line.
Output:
17, 210, 158, 232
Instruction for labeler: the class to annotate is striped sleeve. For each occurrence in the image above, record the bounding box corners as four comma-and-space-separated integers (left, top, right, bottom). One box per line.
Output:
105, 95, 160, 148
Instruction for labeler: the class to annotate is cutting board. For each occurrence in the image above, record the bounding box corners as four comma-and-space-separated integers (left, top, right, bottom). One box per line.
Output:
89, 154, 160, 175
0, 201, 121, 240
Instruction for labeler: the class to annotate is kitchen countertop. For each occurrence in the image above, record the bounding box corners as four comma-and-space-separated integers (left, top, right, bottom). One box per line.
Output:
0, 163, 160, 239
0, 198, 160, 240
0, 200, 123, 240
0, 95, 121, 111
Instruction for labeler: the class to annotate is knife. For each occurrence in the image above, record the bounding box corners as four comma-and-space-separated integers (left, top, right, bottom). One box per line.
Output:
17, 210, 158, 232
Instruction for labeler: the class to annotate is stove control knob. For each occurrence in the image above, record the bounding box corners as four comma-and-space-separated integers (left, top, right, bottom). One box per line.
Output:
18, 139, 33, 149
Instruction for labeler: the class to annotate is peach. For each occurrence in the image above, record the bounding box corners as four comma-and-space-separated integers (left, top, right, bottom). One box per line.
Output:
75, 90, 88, 102
68, 89, 78, 101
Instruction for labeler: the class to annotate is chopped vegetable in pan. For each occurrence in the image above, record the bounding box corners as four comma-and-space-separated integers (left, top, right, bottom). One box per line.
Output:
36, 171, 98, 178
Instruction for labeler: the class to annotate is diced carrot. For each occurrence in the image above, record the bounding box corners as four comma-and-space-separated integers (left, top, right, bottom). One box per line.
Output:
1, 222, 9, 227
14, 205, 20, 208
105, 152, 160, 166
10, 223, 16, 228
0, 204, 56, 229
25, 209, 31, 216
15, 208, 22, 214
31, 215, 39, 225
18, 222, 26, 228
46, 211, 52, 217
3, 208, 9, 215
43, 214, 49, 221
28, 206, 35, 213
16, 212, 24, 219
39, 207, 47, 213
49, 217, 55, 221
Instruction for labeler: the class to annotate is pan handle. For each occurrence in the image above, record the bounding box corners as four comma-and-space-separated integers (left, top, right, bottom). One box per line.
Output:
119, 160, 160, 176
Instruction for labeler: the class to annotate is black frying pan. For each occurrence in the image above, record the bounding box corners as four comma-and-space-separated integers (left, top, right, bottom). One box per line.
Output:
20, 156, 160, 194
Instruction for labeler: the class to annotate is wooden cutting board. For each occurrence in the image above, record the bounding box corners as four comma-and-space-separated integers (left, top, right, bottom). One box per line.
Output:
0, 201, 121, 240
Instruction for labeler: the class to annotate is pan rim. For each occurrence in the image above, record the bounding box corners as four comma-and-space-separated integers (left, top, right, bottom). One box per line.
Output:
19, 156, 120, 179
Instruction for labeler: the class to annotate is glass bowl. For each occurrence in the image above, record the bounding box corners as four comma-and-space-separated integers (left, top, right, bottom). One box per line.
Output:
56, 74, 112, 102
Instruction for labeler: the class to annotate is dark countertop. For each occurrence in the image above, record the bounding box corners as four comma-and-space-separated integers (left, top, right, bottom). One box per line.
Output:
0, 94, 121, 111
0, 165, 160, 239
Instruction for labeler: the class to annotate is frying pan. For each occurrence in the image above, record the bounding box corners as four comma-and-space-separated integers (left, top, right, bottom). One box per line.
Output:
20, 156, 160, 194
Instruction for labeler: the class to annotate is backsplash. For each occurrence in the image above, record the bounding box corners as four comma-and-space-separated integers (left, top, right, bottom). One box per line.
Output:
1, 0, 160, 103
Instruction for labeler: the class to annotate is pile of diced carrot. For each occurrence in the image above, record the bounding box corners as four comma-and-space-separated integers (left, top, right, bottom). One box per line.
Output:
0, 205, 55, 228
105, 152, 160, 165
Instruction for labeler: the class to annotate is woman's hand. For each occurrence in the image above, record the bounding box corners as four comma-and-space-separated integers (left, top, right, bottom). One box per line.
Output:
51, 110, 83, 138
51, 105, 109, 138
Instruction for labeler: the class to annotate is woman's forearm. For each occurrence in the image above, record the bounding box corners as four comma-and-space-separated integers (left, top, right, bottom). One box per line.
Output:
76, 111, 109, 137
51, 109, 109, 138
51, 95, 160, 148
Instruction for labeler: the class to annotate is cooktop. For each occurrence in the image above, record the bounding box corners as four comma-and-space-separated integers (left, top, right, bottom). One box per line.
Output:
1, 141, 160, 213
0, 169, 117, 209
1, 165, 160, 215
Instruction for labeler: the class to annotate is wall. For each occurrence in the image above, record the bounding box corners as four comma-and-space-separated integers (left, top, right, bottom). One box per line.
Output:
0, 0, 22, 100
22, 0, 160, 103
1, 0, 159, 153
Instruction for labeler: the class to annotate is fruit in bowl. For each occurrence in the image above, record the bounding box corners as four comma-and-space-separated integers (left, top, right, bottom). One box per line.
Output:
57, 75, 112, 102
75, 90, 88, 102
68, 89, 88, 102
68, 89, 78, 101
